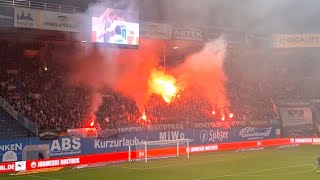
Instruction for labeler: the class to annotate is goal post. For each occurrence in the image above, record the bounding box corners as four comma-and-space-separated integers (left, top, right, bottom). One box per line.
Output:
129, 139, 191, 163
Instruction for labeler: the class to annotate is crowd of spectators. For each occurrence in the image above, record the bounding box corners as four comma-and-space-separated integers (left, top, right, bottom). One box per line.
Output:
1, 39, 320, 132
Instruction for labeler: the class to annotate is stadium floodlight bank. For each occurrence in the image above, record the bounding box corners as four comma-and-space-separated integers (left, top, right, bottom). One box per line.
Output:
129, 139, 192, 163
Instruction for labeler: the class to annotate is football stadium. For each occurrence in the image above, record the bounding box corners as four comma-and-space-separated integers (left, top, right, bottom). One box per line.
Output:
1, 0, 320, 179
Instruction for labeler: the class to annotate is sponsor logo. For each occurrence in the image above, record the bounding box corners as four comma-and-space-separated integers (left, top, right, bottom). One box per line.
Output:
159, 131, 185, 141
2, 151, 17, 162
32, 158, 80, 169
0, 163, 14, 172
0, 143, 22, 152
50, 137, 81, 156
15, 161, 26, 171
44, 15, 79, 29
15, 9, 35, 28
290, 138, 295, 143
200, 130, 229, 143
17, 11, 33, 21
30, 162, 36, 169
94, 137, 144, 149
190, 145, 218, 152
239, 127, 272, 140
294, 138, 313, 143
173, 28, 203, 41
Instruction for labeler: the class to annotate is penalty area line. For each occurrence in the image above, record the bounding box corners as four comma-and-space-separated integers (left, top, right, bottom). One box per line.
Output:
138, 156, 247, 170
194, 164, 315, 180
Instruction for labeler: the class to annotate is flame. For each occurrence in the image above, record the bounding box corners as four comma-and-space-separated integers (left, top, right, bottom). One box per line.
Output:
229, 113, 234, 119
212, 111, 216, 115
90, 120, 95, 127
149, 69, 179, 104
221, 116, 225, 121
140, 112, 147, 121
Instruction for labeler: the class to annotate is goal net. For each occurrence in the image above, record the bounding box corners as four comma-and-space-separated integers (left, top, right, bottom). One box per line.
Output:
129, 139, 191, 163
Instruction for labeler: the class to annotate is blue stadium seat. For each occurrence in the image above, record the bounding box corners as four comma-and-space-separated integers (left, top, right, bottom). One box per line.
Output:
0, 107, 31, 140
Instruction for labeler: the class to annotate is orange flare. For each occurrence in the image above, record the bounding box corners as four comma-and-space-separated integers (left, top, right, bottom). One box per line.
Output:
229, 113, 234, 118
140, 112, 147, 121
148, 69, 179, 104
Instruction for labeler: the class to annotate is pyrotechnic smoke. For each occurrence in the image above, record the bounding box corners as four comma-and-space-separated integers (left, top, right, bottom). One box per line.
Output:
70, 43, 159, 114
174, 38, 230, 113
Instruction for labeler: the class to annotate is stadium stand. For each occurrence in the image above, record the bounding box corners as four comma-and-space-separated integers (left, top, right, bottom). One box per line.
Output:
0, 107, 30, 139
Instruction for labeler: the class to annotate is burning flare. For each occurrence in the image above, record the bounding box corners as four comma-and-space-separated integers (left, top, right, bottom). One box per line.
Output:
148, 69, 179, 104
90, 120, 95, 127
139, 112, 147, 121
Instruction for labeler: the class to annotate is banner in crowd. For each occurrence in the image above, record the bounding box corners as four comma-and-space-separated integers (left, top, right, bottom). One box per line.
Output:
172, 26, 204, 41
0, 6, 14, 27
67, 128, 98, 138
24, 49, 38, 58
38, 130, 59, 140
140, 22, 172, 39
279, 107, 312, 127
272, 34, 320, 48
14, 7, 39, 29
39, 11, 87, 32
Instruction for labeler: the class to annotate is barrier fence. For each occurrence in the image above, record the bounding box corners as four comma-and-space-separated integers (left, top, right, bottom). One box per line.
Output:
0, 137, 314, 173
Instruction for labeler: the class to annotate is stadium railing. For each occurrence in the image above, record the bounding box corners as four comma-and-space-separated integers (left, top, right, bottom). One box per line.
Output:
0, 0, 84, 13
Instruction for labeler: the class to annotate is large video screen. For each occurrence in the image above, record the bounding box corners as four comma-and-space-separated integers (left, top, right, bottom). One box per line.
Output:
92, 8, 139, 46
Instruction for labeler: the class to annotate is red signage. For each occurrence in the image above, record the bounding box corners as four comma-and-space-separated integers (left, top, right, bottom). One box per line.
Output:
0, 138, 306, 173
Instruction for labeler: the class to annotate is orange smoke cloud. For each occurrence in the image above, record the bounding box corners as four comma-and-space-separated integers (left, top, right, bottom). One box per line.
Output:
148, 69, 179, 104
174, 38, 230, 113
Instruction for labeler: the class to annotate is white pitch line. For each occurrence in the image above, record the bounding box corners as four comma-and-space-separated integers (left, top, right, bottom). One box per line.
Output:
233, 164, 317, 177
138, 156, 247, 170
194, 164, 315, 180
28, 175, 62, 180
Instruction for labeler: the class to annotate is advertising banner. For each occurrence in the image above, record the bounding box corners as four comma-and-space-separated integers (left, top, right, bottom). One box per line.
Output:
0, 139, 30, 163
140, 22, 171, 39
272, 34, 320, 48
90, 132, 146, 154
0, 6, 14, 27
147, 129, 193, 141
0, 123, 280, 163
39, 11, 87, 32
1, 138, 298, 173
279, 107, 313, 127
193, 128, 234, 144
14, 7, 39, 29
234, 126, 277, 141
172, 26, 203, 41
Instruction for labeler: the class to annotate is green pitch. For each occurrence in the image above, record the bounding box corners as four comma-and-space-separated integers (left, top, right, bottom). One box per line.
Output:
1, 145, 320, 180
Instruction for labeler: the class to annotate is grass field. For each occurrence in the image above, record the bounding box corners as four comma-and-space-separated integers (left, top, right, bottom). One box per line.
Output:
1, 145, 320, 180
